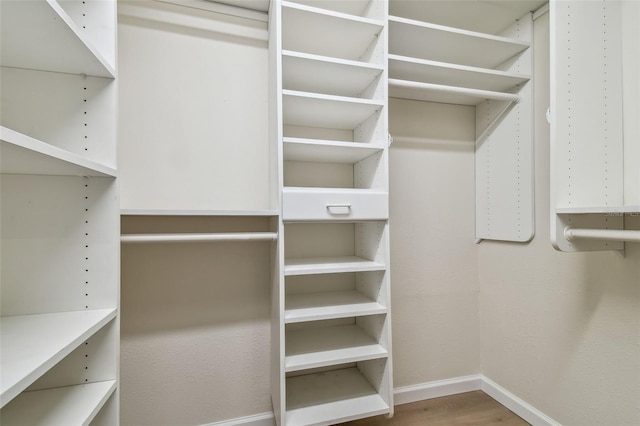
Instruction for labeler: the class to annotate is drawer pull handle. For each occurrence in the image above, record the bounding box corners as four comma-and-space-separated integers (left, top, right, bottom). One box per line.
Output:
327, 204, 351, 215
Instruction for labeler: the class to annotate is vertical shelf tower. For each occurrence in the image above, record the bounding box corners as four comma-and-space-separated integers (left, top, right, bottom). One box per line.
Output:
269, 0, 393, 424
0, 0, 119, 424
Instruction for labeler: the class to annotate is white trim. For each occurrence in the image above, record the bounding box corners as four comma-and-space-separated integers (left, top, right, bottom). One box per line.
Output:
533, 2, 549, 21
393, 374, 482, 405
481, 376, 561, 426
202, 411, 275, 426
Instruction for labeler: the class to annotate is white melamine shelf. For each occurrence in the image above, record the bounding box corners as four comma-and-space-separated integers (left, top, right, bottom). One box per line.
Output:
120, 209, 278, 216
282, 1, 384, 61
0, 0, 115, 78
285, 324, 387, 372
388, 78, 520, 106
286, 367, 389, 425
285, 290, 386, 323
0, 308, 117, 407
0, 126, 117, 177
291, 0, 372, 17
389, 15, 530, 69
389, 54, 530, 92
283, 90, 383, 129
284, 256, 386, 276
0, 380, 117, 426
283, 50, 383, 98
556, 206, 640, 214
283, 137, 384, 163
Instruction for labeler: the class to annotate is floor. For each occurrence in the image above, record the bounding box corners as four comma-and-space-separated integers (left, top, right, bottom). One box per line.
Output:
340, 391, 530, 426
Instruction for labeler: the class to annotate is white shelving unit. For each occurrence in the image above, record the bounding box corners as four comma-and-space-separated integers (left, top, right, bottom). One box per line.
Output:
0, 0, 119, 423
388, 0, 539, 243
270, 0, 393, 424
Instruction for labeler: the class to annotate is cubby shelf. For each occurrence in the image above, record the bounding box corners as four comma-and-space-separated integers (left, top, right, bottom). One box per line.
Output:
556, 206, 640, 214
388, 78, 520, 106
0, 309, 117, 407
283, 90, 383, 129
285, 324, 387, 372
286, 368, 389, 426
0, 0, 115, 78
284, 256, 386, 276
285, 290, 386, 323
1, 126, 117, 177
0, 380, 117, 426
389, 15, 529, 69
283, 50, 383, 98
282, 1, 384, 61
283, 137, 384, 163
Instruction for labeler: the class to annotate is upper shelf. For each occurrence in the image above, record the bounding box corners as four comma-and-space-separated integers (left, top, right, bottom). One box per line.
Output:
282, 1, 384, 62
556, 205, 640, 214
1, 126, 117, 177
290, 0, 373, 18
389, 15, 530, 69
388, 78, 520, 106
0, 0, 115, 78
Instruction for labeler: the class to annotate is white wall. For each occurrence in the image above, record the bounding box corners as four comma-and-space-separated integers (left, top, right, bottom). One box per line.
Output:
479, 13, 640, 426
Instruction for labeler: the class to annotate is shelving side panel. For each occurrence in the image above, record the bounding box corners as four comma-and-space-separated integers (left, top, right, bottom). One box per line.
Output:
1, 175, 119, 316
1, 68, 117, 169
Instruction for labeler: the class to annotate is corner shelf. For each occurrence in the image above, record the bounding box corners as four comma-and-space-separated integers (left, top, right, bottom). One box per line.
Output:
284, 256, 386, 276
283, 138, 384, 163
0, 0, 115, 77
285, 290, 386, 323
1, 126, 117, 177
0, 309, 117, 407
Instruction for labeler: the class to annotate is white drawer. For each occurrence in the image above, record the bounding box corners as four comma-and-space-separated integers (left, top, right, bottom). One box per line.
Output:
283, 188, 388, 221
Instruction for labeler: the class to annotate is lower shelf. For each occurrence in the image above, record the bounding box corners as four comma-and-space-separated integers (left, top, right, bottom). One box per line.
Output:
286, 367, 389, 426
0, 380, 116, 426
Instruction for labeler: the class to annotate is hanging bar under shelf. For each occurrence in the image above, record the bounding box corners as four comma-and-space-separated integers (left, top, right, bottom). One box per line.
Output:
121, 232, 278, 243
564, 227, 640, 243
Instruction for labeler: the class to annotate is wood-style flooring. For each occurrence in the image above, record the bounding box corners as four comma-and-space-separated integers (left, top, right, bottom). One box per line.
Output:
340, 391, 530, 426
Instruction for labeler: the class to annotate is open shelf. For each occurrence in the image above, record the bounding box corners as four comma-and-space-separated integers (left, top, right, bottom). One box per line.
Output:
282, 1, 384, 61
290, 0, 373, 18
285, 256, 386, 276
389, 15, 530, 69
285, 290, 386, 323
0, 0, 115, 78
285, 324, 387, 372
283, 50, 383, 98
556, 205, 640, 214
286, 367, 389, 425
388, 78, 520, 106
283, 137, 384, 163
0, 309, 117, 407
283, 90, 383, 129
0, 380, 116, 425
120, 208, 278, 216
1, 126, 117, 177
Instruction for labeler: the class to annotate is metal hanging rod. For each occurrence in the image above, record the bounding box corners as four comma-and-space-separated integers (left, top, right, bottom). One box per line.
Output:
121, 232, 278, 243
564, 227, 640, 243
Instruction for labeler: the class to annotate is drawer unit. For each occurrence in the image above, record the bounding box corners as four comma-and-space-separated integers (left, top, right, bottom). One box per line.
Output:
283, 188, 388, 221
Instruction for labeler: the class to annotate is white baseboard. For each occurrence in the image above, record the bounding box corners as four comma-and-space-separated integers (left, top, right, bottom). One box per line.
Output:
393, 374, 482, 405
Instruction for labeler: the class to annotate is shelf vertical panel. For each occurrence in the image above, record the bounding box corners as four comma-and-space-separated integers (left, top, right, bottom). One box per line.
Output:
475, 13, 534, 243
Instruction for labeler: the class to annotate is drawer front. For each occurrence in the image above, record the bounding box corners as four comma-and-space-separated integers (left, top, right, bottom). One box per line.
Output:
283, 189, 388, 221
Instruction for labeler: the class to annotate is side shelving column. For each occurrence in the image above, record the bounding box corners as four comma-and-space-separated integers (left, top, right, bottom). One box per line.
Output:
1, 0, 119, 423
270, 1, 393, 424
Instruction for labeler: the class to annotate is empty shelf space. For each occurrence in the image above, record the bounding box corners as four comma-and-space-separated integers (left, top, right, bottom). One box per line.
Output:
389, 78, 520, 106
0, 380, 116, 426
286, 367, 389, 425
285, 290, 386, 323
285, 256, 386, 276
0, 0, 114, 77
282, 1, 384, 61
283, 138, 384, 163
283, 90, 383, 129
289, 0, 373, 17
0, 308, 117, 407
556, 205, 640, 214
389, 54, 530, 92
283, 50, 383, 97
1, 126, 117, 177
285, 324, 387, 372
389, 15, 529, 68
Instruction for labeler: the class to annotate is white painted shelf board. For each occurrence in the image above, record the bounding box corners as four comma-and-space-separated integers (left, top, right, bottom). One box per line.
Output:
291, 0, 372, 17
388, 78, 519, 106
556, 205, 640, 214
286, 367, 389, 425
283, 90, 383, 129
120, 209, 279, 216
282, 1, 384, 61
285, 324, 387, 372
389, 15, 530, 69
0, 380, 117, 426
388, 54, 530, 92
285, 290, 386, 323
1, 126, 117, 177
0, 309, 117, 407
0, 0, 115, 78
283, 50, 383, 98
284, 256, 386, 276
283, 137, 384, 163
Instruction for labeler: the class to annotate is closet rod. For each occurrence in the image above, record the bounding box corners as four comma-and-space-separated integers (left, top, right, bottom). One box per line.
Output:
564, 227, 640, 243
388, 78, 521, 103
121, 232, 278, 243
